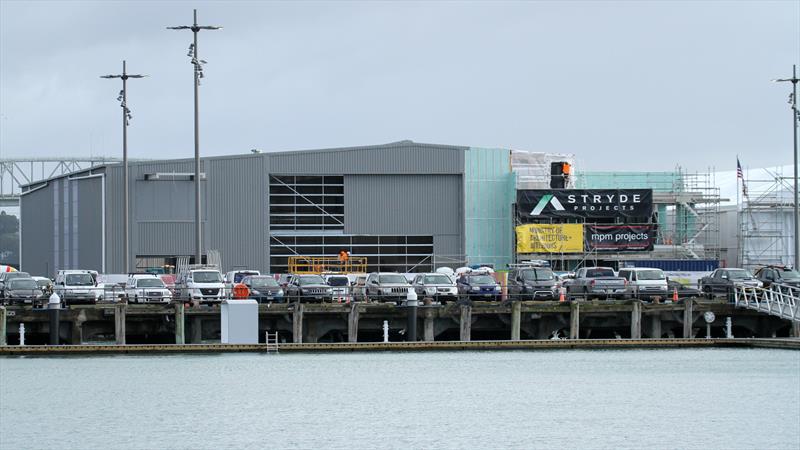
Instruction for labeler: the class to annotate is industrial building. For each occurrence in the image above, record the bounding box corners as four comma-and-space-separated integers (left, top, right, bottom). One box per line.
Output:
21, 141, 574, 276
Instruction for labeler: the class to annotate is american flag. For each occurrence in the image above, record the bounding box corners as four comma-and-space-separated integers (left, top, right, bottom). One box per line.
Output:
737, 158, 747, 196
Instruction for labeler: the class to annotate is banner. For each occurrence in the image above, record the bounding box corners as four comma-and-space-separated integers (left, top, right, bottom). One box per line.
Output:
516, 224, 584, 253
585, 224, 656, 252
517, 189, 653, 220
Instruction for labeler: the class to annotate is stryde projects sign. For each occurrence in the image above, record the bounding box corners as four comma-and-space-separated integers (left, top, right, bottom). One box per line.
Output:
517, 189, 653, 219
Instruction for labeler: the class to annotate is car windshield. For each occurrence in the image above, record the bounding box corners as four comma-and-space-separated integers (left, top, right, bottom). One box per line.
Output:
7, 273, 29, 280
424, 275, 452, 284
327, 277, 349, 287
379, 275, 408, 284
193, 271, 222, 283
299, 276, 325, 285
637, 270, 665, 280
521, 269, 555, 281
10, 279, 38, 290
137, 278, 165, 288
469, 275, 495, 284
249, 277, 279, 288
66, 274, 94, 286
777, 269, 800, 280
586, 269, 615, 278
727, 270, 753, 279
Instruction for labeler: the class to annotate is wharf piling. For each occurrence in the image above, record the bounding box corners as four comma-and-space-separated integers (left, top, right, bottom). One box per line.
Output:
511, 301, 521, 341
175, 303, 185, 345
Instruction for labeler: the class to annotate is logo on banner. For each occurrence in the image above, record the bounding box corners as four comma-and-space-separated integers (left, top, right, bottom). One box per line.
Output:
530, 194, 564, 216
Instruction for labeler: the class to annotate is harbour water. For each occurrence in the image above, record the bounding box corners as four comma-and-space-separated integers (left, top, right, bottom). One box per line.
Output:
1, 349, 798, 449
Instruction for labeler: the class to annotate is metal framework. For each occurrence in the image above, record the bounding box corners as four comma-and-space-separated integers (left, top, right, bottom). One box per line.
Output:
1, 157, 124, 206
734, 283, 799, 323
288, 256, 368, 274
739, 166, 795, 268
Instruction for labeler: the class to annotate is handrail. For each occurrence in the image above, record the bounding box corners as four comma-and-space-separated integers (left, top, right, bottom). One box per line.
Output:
733, 283, 800, 323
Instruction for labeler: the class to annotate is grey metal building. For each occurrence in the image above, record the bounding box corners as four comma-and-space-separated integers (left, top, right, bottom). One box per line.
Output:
22, 141, 532, 276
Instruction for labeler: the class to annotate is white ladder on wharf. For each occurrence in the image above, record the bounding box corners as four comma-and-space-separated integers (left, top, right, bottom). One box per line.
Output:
264, 331, 279, 354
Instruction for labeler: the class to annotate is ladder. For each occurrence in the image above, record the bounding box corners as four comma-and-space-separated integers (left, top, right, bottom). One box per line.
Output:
734, 284, 800, 323
264, 331, 279, 354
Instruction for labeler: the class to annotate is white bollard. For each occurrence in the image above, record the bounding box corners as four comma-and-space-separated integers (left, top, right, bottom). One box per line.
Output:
383, 320, 389, 343
725, 317, 733, 339
49, 292, 61, 308
19, 323, 25, 346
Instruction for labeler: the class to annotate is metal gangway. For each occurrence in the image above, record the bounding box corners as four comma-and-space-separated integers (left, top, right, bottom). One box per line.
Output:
734, 284, 800, 323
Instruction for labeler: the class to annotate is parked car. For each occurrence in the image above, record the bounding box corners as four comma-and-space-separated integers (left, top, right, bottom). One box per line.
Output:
241, 275, 284, 303
456, 272, 501, 301
175, 266, 225, 303
276, 274, 294, 288
224, 270, 261, 290
667, 279, 702, 300
507, 267, 559, 300
0, 271, 32, 296
566, 267, 628, 300
754, 266, 800, 289
2, 278, 44, 305
99, 273, 129, 302
54, 270, 103, 304
617, 268, 668, 301
324, 274, 351, 303
126, 274, 172, 304
365, 272, 411, 304
350, 274, 368, 302
32, 276, 54, 296
285, 274, 332, 303
699, 268, 761, 298
411, 273, 458, 304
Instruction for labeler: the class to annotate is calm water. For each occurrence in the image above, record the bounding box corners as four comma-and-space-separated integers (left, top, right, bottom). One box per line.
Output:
1, 349, 799, 449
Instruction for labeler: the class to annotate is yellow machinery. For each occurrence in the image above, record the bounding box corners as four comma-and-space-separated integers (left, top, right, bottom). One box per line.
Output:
288, 256, 368, 274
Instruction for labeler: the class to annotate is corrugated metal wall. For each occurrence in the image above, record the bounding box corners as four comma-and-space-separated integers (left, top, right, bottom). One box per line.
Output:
269, 142, 465, 175
21, 171, 104, 277
344, 174, 464, 263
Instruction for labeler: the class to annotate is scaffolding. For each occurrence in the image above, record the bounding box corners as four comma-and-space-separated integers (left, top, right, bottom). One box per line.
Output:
739, 166, 796, 269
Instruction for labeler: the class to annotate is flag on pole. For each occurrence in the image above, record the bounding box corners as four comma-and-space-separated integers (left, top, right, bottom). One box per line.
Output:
737, 157, 747, 197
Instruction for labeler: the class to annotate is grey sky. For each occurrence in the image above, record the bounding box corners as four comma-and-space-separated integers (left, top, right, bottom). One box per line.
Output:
0, 0, 798, 172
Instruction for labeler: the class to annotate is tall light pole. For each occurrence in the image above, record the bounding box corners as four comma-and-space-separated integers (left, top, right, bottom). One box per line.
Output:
168, 9, 221, 265
774, 65, 800, 269
101, 61, 146, 273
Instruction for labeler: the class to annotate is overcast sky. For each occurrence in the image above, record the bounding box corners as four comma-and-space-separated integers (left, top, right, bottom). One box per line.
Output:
1, 0, 798, 172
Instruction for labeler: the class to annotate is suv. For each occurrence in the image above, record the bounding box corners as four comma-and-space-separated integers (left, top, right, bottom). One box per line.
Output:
754, 266, 800, 289
285, 274, 332, 303
617, 268, 668, 300
0, 271, 32, 296
241, 275, 284, 303
2, 278, 44, 306
365, 272, 411, 304
175, 266, 225, 303
507, 267, 559, 300
699, 268, 761, 298
411, 273, 457, 304
456, 272, 501, 301
126, 274, 172, 304
324, 274, 351, 303
54, 270, 103, 304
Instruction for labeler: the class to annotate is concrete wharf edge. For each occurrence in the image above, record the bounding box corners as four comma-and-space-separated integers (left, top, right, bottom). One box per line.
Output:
1, 338, 798, 356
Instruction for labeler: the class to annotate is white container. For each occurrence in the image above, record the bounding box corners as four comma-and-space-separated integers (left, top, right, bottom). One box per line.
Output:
221, 299, 258, 344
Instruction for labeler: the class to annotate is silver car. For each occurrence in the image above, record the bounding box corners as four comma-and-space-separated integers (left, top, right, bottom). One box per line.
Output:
411, 273, 457, 304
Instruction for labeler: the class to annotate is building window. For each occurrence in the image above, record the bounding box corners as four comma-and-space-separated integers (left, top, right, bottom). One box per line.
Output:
269, 175, 344, 231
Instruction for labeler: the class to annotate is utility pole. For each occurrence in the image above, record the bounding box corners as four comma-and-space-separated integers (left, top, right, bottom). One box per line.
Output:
101, 61, 146, 273
168, 9, 221, 265
774, 65, 800, 269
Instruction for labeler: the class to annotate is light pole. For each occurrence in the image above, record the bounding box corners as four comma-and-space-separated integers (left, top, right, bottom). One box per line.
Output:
101, 61, 146, 273
774, 65, 799, 270
168, 9, 221, 265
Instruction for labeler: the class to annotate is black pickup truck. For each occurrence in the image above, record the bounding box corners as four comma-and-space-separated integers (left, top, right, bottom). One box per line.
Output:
698, 268, 761, 298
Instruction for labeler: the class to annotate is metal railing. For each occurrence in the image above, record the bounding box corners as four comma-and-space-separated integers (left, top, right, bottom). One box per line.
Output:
734, 283, 800, 323
288, 256, 367, 274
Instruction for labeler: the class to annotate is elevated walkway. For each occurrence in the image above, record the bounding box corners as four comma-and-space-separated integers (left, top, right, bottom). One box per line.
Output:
734, 284, 800, 323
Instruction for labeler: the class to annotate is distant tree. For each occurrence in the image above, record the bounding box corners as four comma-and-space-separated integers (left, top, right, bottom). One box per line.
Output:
0, 211, 18, 235
0, 212, 19, 266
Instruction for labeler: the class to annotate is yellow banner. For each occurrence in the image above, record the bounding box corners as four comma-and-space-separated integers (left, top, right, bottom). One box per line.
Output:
515, 224, 584, 253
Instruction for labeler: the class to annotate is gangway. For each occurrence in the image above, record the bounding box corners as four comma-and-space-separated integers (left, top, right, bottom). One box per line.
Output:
734, 284, 800, 323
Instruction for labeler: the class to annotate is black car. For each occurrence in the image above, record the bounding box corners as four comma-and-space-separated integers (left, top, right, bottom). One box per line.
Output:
285, 274, 332, 303
754, 266, 800, 289
241, 275, 285, 303
507, 267, 559, 300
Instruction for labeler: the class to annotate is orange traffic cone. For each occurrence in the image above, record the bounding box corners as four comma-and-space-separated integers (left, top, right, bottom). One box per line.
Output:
672, 288, 679, 302
559, 288, 565, 302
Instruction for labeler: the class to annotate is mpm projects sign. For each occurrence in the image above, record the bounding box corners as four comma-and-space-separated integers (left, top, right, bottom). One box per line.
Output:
517, 189, 654, 219
516, 224, 584, 253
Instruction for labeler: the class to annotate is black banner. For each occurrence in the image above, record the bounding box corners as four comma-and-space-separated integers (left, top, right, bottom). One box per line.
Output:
585, 224, 656, 252
516, 189, 653, 219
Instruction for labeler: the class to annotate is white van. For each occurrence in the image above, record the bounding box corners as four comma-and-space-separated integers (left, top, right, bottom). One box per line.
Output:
175, 265, 225, 303
54, 270, 103, 304
618, 267, 668, 300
